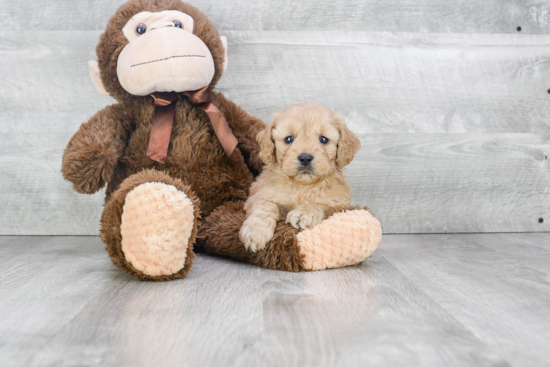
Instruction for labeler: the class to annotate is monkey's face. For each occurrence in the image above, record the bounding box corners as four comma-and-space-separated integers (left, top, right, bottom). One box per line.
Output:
91, 1, 227, 101
117, 10, 215, 96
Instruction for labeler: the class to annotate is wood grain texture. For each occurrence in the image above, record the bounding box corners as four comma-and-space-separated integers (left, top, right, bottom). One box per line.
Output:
1, 0, 550, 34
28, 255, 265, 367
382, 233, 550, 367
1, 234, 549, 366
221, 31, 550, 134
3, 31, 550, 134
1, 25, 550, 234
256, 260, 507, 367
0, 236, 119, 367
0, 132, 547, 234
349, 133, 550, 233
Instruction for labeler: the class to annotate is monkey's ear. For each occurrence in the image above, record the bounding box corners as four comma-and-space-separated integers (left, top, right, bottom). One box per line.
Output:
88, 60, 109, 96
220, 36, 228, 73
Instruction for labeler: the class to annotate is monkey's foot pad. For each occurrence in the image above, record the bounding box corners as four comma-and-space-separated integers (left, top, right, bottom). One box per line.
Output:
297, 210, 382, 271
120, 182, 195, 277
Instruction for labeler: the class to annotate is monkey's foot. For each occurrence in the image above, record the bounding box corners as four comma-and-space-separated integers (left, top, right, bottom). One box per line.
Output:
297, 210, 382, 271
120, 182, 196, 277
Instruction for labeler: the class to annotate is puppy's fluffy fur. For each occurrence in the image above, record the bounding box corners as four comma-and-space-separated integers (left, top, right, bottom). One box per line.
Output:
240, 103, 361, 252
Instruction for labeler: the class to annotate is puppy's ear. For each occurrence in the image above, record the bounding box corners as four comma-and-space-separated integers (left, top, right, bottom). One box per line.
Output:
335, 116, 361, 167
257, 115, 278, 165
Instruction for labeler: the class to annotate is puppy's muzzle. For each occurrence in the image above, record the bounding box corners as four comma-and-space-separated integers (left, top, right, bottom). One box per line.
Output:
298, 153, 314, 167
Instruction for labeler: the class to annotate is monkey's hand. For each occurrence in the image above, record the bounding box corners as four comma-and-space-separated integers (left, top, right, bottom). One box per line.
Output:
62, 106, 128, 194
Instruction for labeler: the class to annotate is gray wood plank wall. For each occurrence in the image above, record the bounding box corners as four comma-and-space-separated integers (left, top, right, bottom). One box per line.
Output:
0, 0, 549, 234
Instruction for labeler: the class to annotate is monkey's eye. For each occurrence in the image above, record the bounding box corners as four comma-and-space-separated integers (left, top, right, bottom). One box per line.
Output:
319, 136, 329, 144
284, 136, 294, 144
135, 24, 147, 35
173, 20, 183, 29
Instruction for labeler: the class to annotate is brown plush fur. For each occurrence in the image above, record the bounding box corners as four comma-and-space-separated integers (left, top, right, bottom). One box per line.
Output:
199, 201, 304, 272
62, 0, 274, 280
62, 104, 131, 194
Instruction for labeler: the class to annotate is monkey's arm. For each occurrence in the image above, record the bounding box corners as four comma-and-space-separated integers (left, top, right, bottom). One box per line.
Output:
213, 92, 266, 175
62, 104, 130, 194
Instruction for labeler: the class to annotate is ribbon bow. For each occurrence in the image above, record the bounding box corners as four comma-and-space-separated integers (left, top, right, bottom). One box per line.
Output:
146, 86, 238, 164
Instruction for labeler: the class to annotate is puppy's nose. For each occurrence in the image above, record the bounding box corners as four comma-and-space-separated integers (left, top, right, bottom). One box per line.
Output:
298, 153, 314, 166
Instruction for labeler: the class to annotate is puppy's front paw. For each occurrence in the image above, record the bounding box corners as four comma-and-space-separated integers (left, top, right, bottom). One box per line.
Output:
286, 208, 323, 230
239, 217, 275, 253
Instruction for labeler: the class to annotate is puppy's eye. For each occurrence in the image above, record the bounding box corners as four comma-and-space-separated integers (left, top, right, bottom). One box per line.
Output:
173, 20, 183, 29
284, 136, 294, 144
135, 24, 147, 35
319, 136, 329, 145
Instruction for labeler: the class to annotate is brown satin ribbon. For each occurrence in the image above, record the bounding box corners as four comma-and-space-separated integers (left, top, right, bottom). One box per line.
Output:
146, 92, 178, 164
146, 86, 238, 164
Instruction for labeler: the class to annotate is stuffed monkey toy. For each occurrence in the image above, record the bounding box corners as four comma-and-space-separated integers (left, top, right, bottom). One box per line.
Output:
62, 0, 382, 281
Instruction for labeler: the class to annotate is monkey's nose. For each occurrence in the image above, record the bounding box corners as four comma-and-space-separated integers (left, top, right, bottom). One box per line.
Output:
298, 153, 314, 166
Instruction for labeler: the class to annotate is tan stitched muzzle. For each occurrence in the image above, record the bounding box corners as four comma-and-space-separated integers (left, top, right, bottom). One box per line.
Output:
117, 27, 215, 96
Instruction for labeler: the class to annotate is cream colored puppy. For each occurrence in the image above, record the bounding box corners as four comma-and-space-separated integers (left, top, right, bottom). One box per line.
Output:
239, 103, 361, 252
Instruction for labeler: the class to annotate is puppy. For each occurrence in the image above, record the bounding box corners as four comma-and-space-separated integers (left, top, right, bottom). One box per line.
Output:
239, 103, 361, 252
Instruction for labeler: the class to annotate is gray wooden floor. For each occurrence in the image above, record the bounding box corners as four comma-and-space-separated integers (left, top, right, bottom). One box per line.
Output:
0, 233, 549, 367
